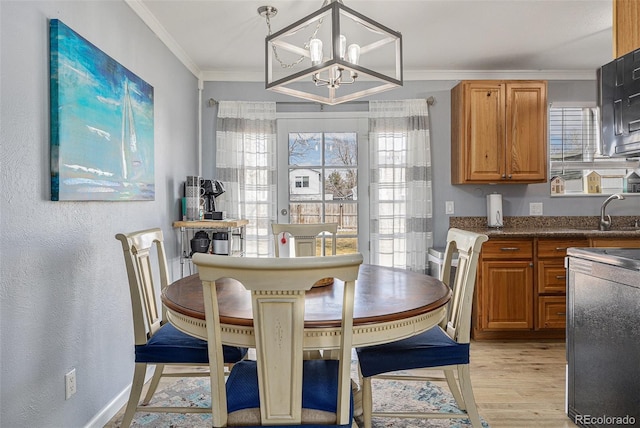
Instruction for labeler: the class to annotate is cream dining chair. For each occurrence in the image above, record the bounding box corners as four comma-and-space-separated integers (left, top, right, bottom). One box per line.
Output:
271, 222, 339, 257
193, 252, 363, 428
356, 228, 488, 428
115, 228, 247, 428
272, 222, 340, 359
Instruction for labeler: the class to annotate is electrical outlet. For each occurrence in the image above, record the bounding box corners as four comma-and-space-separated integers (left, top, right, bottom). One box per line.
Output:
65, 369, 76, 400
529, 202, 543, 216
445, 201, 455, 215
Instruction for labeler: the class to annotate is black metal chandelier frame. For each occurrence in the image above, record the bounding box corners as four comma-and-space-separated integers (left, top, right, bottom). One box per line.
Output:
264, 1, 403, 105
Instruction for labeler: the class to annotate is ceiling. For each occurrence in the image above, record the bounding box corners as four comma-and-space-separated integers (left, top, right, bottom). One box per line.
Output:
128, 0, 615, 82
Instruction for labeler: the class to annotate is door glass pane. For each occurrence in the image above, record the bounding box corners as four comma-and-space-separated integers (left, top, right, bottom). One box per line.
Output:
287, 131, 358, 254
325, 168, 357, 200
289, 168, 321, 202
289, 132, 321, 166
289, 202, 322, 224
325, 132, 357, 167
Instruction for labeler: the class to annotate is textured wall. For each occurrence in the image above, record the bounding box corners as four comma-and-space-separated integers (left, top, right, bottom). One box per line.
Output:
0, 1, 198, 426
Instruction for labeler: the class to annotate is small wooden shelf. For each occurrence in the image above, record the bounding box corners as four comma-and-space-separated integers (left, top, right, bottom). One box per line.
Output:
173, 219, 249, 277
172, 219, 249, 229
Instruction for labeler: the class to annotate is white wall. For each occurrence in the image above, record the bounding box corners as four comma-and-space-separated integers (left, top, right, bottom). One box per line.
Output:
0, 1, 199, 426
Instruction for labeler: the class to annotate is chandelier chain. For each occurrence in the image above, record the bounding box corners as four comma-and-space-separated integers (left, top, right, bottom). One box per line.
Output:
264, 0, 332, 69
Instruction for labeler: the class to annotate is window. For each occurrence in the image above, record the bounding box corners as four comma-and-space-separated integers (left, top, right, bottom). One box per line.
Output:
549, 103, 640, 195
287, 131, 358, 254
295, 176, 309, 188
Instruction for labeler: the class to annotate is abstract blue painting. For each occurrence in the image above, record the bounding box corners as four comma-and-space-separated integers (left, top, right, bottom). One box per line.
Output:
50, 19, 154, 201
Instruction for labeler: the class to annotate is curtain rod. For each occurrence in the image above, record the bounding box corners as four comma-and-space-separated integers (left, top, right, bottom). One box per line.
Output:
208, 96, 435, 107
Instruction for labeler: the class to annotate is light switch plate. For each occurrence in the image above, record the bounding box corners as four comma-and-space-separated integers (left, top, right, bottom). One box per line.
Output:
445, 201, 455, 215
65, 368, 76, 400
529, 202, 543, 216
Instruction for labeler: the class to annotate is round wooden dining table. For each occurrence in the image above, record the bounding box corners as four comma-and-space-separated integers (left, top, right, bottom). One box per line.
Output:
162, 264, 451, 350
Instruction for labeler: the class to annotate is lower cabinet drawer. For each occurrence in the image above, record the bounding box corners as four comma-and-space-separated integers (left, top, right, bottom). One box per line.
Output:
590, 238, 640, 248
537, 238, 589, 258
481, 239, 533, 259
537, 296, 566, 330
537, 260, 567, 294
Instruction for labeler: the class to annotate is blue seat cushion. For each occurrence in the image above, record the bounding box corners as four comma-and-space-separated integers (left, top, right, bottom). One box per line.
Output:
135, 322, 247, 364
226, 359, 353, 426
356, 326, 469, 378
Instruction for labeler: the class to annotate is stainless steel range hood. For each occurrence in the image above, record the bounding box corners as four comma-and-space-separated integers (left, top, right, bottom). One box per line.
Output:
597, 48, 640, 158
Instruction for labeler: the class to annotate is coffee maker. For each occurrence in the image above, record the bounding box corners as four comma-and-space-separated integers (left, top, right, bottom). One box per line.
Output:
201, 179, 225, 220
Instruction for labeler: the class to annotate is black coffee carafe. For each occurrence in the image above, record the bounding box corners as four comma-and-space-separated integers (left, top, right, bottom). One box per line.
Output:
190, 230, 210, 255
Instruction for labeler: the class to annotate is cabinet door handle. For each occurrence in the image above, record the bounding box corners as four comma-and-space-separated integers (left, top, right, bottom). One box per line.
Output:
556, 312, 566, 316
508, 174, 512, 179
501, 174, 506, 178
555, 247, 567, 251
555, 275, 566, 280
499, 247, 521, 251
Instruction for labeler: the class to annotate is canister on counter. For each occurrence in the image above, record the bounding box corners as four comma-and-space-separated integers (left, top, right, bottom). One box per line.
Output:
212, 232, 229, 255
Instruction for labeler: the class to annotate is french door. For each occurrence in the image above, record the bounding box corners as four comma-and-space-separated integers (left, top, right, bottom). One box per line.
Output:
276, 114, 369, 261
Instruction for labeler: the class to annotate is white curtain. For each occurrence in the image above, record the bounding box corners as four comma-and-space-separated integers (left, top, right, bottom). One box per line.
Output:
369, 99, 433, 272
216, 101, 277, 257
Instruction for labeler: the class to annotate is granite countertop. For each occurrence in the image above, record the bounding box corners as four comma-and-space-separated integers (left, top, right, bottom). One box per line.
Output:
450, 216, 640, 239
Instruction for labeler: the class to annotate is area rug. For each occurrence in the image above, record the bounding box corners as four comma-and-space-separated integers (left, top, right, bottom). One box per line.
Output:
122, 363, 490, 428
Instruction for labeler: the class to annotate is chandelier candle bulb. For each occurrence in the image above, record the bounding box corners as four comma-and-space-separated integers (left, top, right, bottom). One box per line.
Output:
339, 34, 347, 59
310, 38, 323, 65
347, 44, 360, 64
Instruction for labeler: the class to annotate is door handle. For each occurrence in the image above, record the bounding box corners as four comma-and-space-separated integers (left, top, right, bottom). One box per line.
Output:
280, 209, 288, 216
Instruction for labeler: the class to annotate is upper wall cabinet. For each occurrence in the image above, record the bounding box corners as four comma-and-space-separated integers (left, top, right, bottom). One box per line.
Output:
451, 80, 548, 184
614, 0, 640, 57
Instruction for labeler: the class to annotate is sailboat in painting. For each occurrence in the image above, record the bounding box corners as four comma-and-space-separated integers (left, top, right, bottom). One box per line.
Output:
120, 80, 143, 182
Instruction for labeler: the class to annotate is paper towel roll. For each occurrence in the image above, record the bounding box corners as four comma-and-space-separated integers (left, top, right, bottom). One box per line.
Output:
487, 193, 503, 228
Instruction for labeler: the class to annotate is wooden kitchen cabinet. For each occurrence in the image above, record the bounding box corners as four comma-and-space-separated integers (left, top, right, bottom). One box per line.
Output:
613, 0, 640, 58
538, 296, 567, 330
473, 235, 639, 339
590, 237, 640, 248
481, 260, 533, 330
536, 238, 588, 330
475, 239, 534, 336
451, 80, 547, 184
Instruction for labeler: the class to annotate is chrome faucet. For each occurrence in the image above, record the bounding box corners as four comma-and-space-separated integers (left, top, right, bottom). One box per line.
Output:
599, 193, 625, 231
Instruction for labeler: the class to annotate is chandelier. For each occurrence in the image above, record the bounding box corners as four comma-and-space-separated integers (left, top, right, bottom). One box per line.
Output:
259, 0, 403, 105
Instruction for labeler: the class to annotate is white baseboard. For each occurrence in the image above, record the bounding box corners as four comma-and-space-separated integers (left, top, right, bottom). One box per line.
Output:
84, 366, 155, 428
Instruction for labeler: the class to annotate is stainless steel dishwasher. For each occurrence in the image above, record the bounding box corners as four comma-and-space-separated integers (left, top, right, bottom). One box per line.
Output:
566, 247, 640, 427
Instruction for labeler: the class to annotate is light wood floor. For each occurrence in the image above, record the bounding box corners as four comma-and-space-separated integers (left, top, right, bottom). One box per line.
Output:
105, 340, 577, 428
469, 340, 576, 428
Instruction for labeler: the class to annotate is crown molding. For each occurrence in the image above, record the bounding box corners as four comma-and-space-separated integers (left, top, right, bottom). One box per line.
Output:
404, 69, 598, 81
125, 0, 202, 79
199, 68, 597, 82
200, 70, 266, 82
